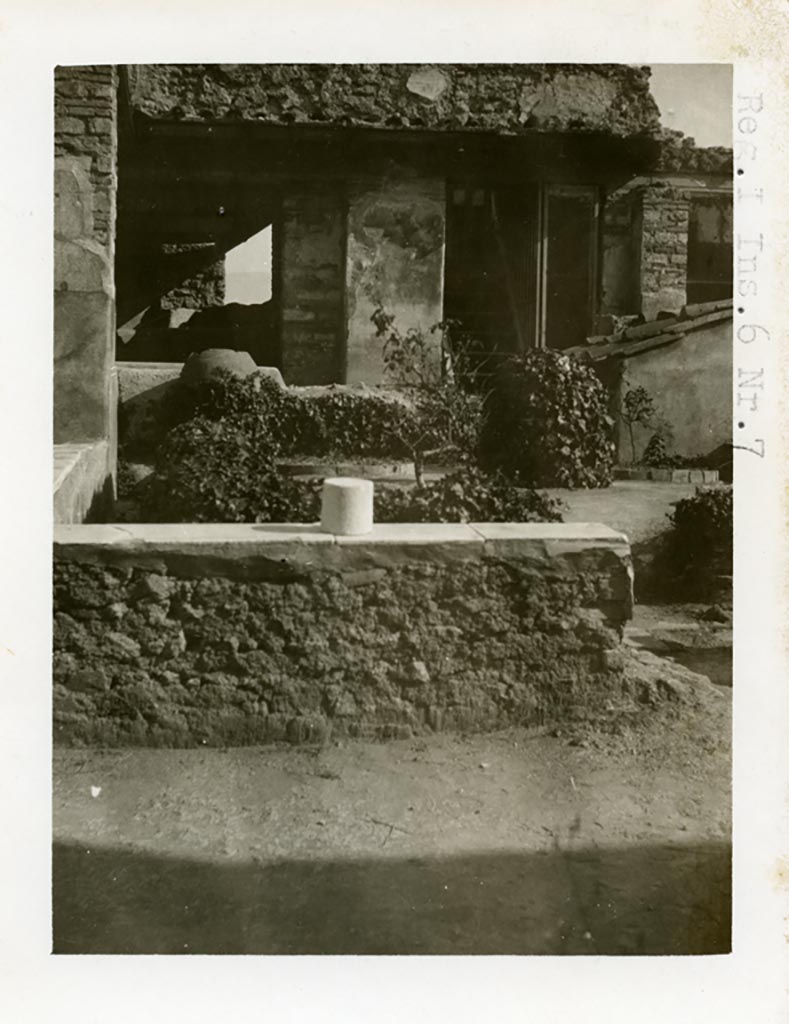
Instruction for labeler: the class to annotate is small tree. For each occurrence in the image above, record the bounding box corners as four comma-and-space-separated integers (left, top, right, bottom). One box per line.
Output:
620, 384, 657, 465
371, 309, 482, 487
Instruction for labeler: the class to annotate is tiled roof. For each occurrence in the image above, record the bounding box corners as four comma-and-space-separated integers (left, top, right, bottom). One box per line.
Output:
568, 299, 733, 363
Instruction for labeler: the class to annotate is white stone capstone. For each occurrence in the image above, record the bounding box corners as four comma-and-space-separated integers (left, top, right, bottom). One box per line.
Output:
320, 477, 373, 536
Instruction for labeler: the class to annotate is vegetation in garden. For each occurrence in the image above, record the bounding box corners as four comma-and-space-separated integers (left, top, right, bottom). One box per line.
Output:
666, 485, 733, 587
620, 384, 657, 465
120, 310, 633, 524
370, 308, 484, 486
373, 468, 563, 524
618, 381, 716, 470
480, 350, 615, 488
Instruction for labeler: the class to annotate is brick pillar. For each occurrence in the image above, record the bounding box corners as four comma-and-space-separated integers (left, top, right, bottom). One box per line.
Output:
345, 172, 445, 385
54, 66, 118, 446
279, 185, 345, 385
637, 182, 690, 319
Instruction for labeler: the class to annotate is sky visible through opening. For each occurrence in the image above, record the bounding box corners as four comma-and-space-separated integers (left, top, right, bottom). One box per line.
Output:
221, 65, 732, 304
224, 226, 272, 305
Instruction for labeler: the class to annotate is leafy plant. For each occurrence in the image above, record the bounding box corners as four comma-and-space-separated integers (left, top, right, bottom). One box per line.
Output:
140, 415, 322, 523
641, 430, 671, 467
371, 308, 484, 485
480, 350, 615, 488
667, 485, 732, 572
620, 384, 657, 465
374, 468, 563, 524
174, 370, 421, 462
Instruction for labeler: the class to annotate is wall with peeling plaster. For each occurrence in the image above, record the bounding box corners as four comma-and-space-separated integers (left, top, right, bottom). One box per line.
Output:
345, 173, 445, 384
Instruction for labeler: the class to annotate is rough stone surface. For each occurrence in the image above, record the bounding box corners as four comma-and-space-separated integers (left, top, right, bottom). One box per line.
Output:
638, 182, 690, 318
127, 64, 661, 138
53, 524, 633, 747
655, 129, 733, 176
160, 250, 225, 310
621, 647, 722, 706
180, 348, 258, 389
55, 66, 117, 247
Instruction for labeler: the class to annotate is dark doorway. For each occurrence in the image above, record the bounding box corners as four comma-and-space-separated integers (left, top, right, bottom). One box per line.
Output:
444, 184, 540, 370
542, 186, 599, 350
444, 182, 600, 365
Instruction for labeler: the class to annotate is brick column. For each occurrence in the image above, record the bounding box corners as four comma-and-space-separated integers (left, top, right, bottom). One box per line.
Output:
279, 185, 345, 385
54, 66, 118, 446
637, 182, 690, 319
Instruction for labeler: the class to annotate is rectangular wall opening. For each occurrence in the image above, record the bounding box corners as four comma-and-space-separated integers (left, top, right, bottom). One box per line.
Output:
686, 193, 733, 305
540, 186, 599, 350
443, 182, 600, 366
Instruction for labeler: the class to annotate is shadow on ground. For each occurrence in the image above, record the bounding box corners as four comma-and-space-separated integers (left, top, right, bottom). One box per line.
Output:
53, 838, 730, 955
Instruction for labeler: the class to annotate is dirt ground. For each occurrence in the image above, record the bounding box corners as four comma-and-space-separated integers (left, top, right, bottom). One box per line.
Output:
53, 663, 731, 956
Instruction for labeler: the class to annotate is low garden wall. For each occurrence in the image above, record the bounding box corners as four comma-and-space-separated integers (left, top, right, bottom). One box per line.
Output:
54, 522, 633, 747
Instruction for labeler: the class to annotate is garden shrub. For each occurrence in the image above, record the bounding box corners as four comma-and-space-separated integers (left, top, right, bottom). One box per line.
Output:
140, 415, 321, 524
641, 431, 713, 471
641, 430, 672, 467
137, 425, 561, 526
374, 468, 563, 524
666, 486, 733, 584
300, 389, 412, 460
480, 350, 615, 488
169, 368, 481, 466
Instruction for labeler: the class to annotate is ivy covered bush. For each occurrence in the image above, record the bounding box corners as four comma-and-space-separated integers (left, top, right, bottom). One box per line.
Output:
374, 468, 563, 524
480, 351, 615, 488
666, 486, 733, 584
134, 412, 560, 526
137, 437, 561, 525
170, 369, 481, 468
138, 416, 322, 524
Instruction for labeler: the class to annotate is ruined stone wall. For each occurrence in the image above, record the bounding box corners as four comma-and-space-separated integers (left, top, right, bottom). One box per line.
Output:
280, 185, 346, 384
53, 523, 633, 748
54, 65, 118, 446
127, 64, 661, 138
638, 183, 690, 319
55, 66, 117, 247
160, 245, 225, 310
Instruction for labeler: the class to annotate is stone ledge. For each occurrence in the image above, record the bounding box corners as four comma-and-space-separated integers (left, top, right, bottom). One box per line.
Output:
55, 520, 627, 550
54, 521, 632, 587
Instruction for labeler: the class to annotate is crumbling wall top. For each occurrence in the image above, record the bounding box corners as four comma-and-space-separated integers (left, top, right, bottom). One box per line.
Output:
126, 63, 662, 138
654, 128, 733, 175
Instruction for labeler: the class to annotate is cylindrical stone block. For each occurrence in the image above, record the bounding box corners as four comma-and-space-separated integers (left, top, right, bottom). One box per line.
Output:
321, 477, 373, 535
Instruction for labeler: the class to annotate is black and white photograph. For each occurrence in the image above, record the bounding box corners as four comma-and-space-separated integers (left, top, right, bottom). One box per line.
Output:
1, 3, 787, 1019
51, 61, 735, 956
